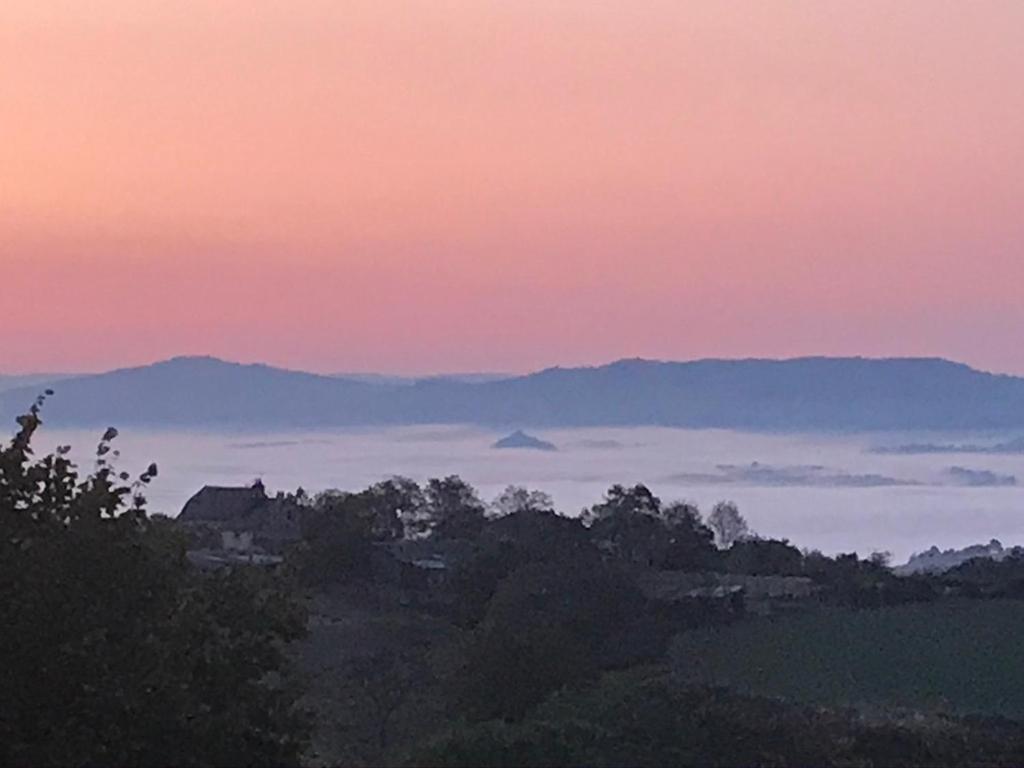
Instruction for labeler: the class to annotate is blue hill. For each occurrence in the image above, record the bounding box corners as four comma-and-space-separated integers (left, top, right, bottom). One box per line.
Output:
3, 355, 1024, 431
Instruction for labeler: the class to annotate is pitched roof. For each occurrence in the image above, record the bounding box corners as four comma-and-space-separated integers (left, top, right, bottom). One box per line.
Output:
179, 485, 267, 523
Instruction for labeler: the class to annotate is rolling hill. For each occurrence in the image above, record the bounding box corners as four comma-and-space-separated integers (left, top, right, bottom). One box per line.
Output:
3, 355, 1024, 431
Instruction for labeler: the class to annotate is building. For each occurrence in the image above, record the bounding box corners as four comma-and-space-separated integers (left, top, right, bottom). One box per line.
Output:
178, 483, 303, 555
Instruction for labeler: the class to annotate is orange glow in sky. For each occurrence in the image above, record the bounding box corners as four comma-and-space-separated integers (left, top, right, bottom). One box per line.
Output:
3, 1, 1024, 373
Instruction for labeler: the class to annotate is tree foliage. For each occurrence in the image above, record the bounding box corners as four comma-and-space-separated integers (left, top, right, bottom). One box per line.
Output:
413, 666, 1024, 767
585, 484, 720, 570
0, 399, 309, 767
725, 537, 804, 575
490, 485, 554, 517
424, 475, 486, 539
450, 559, 647, 721
707, 500, 750, 549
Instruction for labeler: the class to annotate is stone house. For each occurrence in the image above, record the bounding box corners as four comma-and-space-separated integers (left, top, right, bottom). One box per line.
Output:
178, 483, 303, 554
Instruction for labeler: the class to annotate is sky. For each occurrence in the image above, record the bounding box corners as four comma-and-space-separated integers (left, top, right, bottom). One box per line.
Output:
3, 1, 1024, 375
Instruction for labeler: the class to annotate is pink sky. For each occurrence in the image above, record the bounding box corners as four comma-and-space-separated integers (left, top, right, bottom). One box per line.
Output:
3, 1, 1023, 374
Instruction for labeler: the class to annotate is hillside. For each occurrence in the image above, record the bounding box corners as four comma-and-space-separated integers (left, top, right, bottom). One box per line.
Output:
671, 600, 1024, 719
0, 373, 75, 394
0, 357, 402, 428
3, 355, 1024, 431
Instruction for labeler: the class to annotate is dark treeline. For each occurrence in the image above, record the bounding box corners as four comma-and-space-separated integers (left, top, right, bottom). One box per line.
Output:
6, 404, 1024, 766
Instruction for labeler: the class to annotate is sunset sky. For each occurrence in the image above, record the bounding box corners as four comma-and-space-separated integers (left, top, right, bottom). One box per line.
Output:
3, 1, 1023, 375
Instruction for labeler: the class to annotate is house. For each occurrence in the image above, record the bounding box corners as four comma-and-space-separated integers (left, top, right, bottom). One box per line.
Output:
179, 484, 269, 524
178, 483, 304, 554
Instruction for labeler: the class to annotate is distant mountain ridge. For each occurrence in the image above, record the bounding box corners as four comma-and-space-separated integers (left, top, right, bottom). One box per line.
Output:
331, 372, 511, 386
0, 372, 76, 394
3, 355, 1024, 431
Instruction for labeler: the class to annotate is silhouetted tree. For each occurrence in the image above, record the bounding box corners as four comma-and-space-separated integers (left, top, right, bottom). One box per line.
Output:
338, 646, 433, 754
425, 475, 486, 539
585, 487, 719, 570
707, 501, 750, 549
368, 476, 427, 540
586, 484, 665, 565
0, 398, 309, 766
726, 537, 804, 575
449, 511, 596, 627
660, 501, 722, 571
298, 492, 377, 583
482, 509, 592, 563
451, 558, 645, 721
585, 483, 661, 526
490, 485, 554, 517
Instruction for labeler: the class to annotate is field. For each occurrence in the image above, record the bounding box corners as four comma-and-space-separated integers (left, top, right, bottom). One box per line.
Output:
670, 599, 1024, 719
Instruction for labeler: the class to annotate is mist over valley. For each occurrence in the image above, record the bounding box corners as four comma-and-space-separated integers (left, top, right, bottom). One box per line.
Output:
30, 420, 1024, 563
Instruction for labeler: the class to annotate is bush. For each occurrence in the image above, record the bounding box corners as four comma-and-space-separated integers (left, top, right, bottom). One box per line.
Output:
725, 537, 803, 575
450, 559, 646, 721
0, 401, 309, 766
413, 666, 1024, 767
